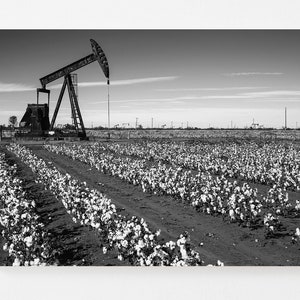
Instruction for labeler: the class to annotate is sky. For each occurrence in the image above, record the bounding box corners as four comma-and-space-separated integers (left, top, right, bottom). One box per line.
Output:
1, 30, 300, 128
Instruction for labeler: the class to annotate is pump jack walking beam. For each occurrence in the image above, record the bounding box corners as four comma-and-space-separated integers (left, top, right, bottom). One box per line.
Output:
40, 39, 109, 88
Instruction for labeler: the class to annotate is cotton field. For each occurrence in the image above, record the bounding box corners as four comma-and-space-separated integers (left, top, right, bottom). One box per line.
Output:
1, 136, 300, 266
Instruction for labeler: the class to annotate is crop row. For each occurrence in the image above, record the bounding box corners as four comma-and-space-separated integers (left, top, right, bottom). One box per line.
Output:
0, 152, 56, 266
95, 141, 300, 191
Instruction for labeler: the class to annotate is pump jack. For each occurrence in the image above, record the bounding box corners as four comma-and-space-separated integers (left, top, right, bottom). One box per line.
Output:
21, 39, 109, 139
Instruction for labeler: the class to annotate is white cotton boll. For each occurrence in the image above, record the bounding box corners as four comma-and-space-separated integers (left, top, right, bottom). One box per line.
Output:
179, 246, 188, 260
33, 258, 40, 266
137, 239, 145, 248
295, 228, 300, 237
121, 240, 128, 248
9, 243, 14, 252
21, 213, 27, 219
167, 241, 176, 250
24, 236, 33, 247
92, 205, 99, 211
139, 258, 145, 266
217, 260, 224, 266
103, 247, 107, 254
117, 254, 123, 261
145, 258, 152, 266
12, 258, 21, 267
24, 261, 29, 266
41, 251, 48, 258
134, 224, 141, 232
3, 243, 8, 251
176, 260, 185, 266
149, 234, 154, 241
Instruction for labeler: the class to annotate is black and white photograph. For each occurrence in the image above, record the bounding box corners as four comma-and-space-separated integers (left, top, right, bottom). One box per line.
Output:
1, 29, 300, 268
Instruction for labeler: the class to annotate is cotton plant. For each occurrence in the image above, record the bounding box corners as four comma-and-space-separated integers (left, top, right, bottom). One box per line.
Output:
263, 213, 282, 238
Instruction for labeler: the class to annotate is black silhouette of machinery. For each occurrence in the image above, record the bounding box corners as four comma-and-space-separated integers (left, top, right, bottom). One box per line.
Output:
19, 103, 50, 131
20, 39, 109, 139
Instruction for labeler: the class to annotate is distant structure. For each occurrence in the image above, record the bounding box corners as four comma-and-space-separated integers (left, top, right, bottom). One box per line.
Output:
250, 118, 264, 129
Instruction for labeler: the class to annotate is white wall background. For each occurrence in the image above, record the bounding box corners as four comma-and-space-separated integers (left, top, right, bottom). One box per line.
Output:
1, 1, 300, 299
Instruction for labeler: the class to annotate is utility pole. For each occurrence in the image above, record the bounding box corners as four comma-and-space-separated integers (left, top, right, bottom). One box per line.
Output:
171, 121, 173, 129
285, 107, 287, 130
151, 117, 153, 129
136, 117, 138, 129
107, 84, 110, 139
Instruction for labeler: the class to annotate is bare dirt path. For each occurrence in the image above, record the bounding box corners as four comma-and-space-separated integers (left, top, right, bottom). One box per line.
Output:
30, 145, 300, 266
0, 148, 128, 266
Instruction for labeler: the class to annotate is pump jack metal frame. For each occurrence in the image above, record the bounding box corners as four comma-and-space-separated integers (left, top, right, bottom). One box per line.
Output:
37, 88, 50, 106
37, 39, 109, 139
48, 74, 86, 137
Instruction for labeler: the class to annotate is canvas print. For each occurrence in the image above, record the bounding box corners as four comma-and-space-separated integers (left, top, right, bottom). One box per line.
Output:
0, 30, 300, 266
